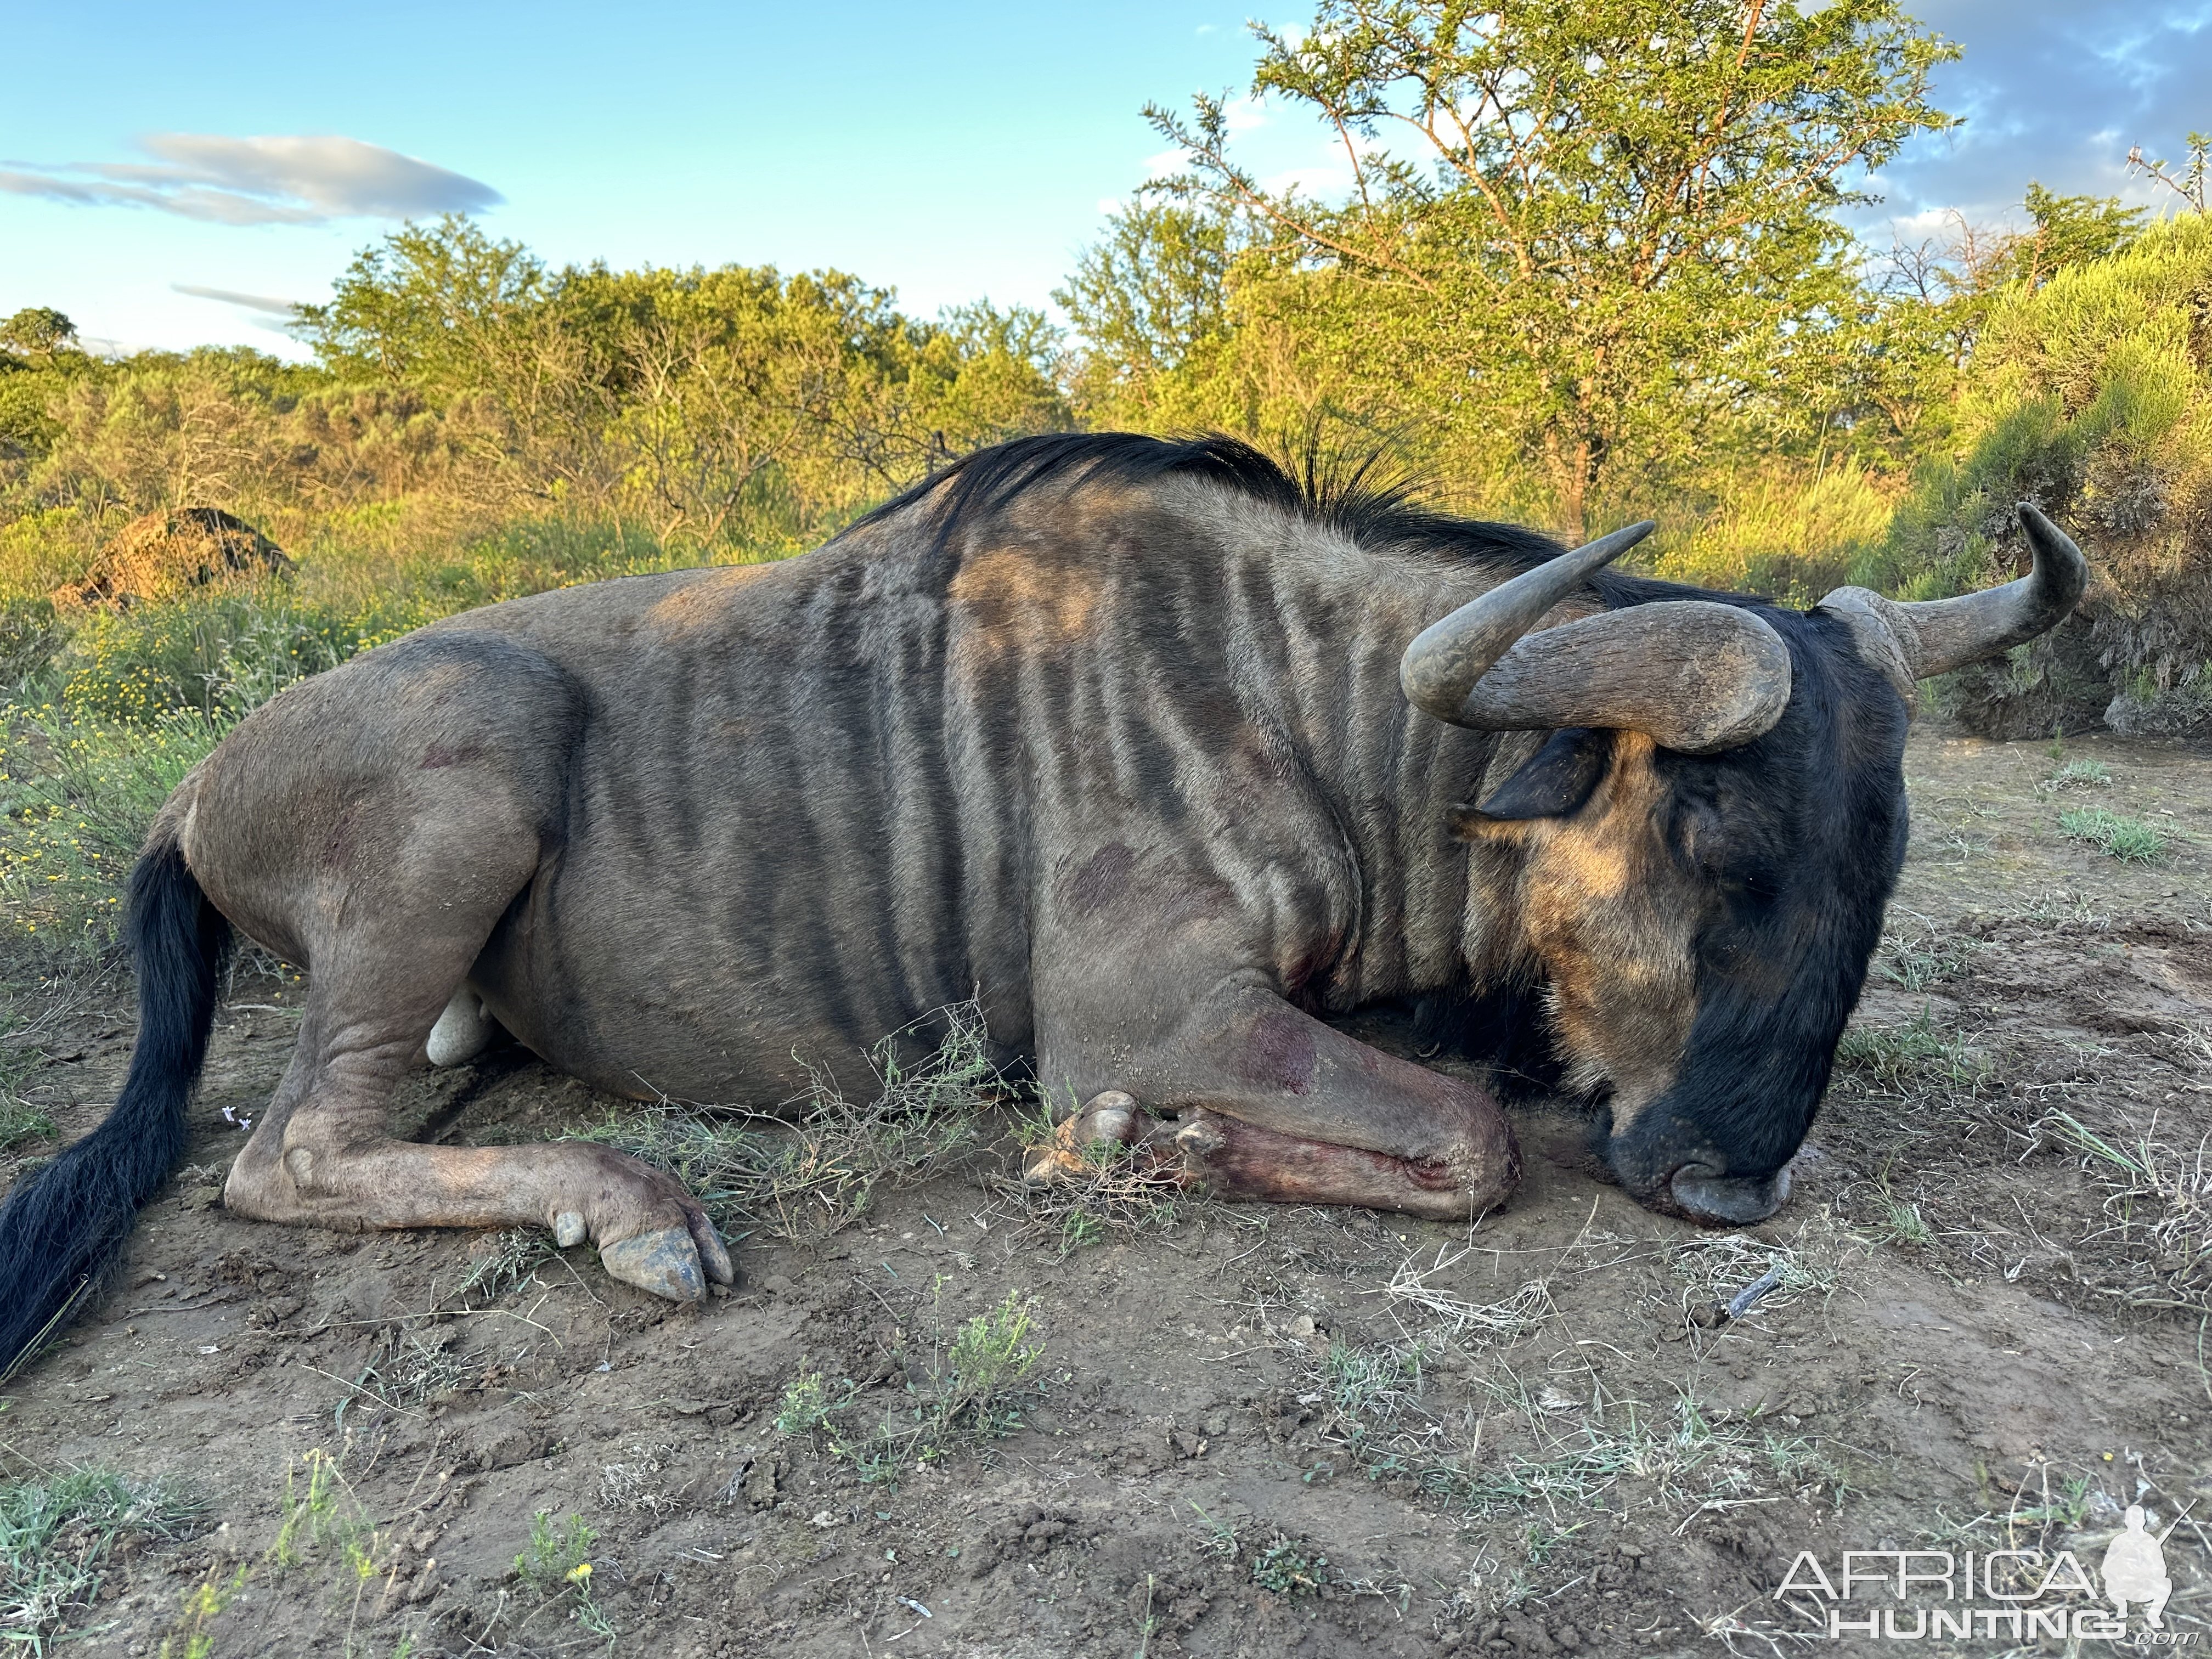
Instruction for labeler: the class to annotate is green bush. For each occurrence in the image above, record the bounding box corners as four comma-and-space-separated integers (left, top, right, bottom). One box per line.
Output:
0, 703, 225, 963
52, 592, 411, 725
1870, 215, 2212, 737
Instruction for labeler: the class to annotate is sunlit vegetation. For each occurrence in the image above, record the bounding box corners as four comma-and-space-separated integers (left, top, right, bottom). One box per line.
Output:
0, 4, 2207, 980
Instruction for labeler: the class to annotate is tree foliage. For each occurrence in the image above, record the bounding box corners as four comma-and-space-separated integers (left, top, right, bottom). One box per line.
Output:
1874, 214, 2212, 738
1111, 0, 1957, 530
0, 220, 1069, 585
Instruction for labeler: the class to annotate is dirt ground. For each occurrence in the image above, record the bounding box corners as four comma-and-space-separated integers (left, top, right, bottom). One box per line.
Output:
3, 724, 2210, 1658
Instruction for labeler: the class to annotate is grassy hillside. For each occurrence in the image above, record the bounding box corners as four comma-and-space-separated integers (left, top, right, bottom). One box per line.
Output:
1864, 215, 2212, 737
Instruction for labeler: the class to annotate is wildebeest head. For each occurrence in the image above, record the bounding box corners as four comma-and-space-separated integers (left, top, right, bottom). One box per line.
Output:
1403, 507, 2088, 1224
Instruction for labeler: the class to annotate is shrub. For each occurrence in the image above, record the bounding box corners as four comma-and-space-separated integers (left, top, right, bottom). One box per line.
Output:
1868, 215, 2212, 738
1649, 462, 1897, 603
52, 592, 406, 725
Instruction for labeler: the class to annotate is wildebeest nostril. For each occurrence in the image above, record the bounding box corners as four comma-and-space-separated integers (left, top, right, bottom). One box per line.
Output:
1669, 1161, 1792, 1224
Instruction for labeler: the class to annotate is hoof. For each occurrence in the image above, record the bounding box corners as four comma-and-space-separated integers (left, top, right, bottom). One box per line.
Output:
552, 1210, 587, 1248
1025, 1090, 1142, 1184
601, 1226, 707, 1302
691, 1215, 736, 1286
1175, 1114, 1227, 1159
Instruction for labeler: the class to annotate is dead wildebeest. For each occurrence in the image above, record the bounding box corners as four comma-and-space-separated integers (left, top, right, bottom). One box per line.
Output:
0, 435, 2086, 1370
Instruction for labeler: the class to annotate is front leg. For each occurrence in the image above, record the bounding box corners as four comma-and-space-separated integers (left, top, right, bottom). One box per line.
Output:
1037, 977, 1520, 1222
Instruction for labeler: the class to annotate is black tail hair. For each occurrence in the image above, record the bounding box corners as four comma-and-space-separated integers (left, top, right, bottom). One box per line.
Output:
0, 835, 229, 1378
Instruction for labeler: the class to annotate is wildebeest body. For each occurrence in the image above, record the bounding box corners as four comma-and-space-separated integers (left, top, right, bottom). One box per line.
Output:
0, 433, 2088, 1365
206, 471, 1532, 1107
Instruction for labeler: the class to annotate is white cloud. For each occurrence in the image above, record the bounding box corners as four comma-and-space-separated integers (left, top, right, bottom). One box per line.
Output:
1859, 0, 2212, 234
172, 284, 300, 316
0, 133, 501, 225
1263, 162, 1357, 199
1223, 94, 1269, 133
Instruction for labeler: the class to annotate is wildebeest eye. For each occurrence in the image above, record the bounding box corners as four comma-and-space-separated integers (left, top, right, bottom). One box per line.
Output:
1667, 784, 1729, 872
1462, 726, 1612, 823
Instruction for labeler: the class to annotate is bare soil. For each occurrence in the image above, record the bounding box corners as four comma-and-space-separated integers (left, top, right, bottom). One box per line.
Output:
4, 725, 2211, 1658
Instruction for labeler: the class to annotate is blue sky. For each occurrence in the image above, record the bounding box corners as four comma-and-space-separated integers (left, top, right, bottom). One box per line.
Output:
3, 1, 2208, 358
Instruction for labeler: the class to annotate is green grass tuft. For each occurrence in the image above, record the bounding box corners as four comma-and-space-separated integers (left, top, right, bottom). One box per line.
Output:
1835, 1005, 1993, 1096
0, 1466, 205, 1647
2058, 806, 2168, 862
774, 1291, 1045, 1488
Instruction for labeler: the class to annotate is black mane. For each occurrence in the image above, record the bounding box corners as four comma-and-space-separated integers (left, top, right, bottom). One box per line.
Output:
849, 430, 1776, 618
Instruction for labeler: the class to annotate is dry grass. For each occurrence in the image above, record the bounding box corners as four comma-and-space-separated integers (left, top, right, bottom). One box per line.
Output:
774, 1291, 1046, 1488
992, 1103, 1192, 1254
2032, 1108, 2212, 1312
1322, 1353, 1847, 1528
455, 1228, 558, 1304
336, 1325, 493, 1421
1667, 1225, 1850, 1322
565, 1001, 1001, 1243
1359, 1246, 1555, 1343
1871, 920, 1979, 992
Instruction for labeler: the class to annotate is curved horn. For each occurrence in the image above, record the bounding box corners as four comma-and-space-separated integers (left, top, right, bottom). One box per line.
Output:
1816, 503, 2089, 692
1400, 521, 1796, 754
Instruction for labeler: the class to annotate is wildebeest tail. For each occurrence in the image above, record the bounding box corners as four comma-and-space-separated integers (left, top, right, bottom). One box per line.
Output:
0, 832, 230, 1378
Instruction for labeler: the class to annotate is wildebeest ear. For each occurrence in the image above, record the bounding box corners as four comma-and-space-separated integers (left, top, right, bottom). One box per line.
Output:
1457, 727, 1612, 825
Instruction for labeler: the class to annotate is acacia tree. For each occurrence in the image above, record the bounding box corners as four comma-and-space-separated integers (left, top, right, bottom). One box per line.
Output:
1054, 201, 1242, 422
1144, 0, 1957, 532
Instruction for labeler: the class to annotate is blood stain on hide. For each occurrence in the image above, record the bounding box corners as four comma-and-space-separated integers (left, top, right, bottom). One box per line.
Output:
1237, 1008, 1317, 1095
1064, 842, 1136, 916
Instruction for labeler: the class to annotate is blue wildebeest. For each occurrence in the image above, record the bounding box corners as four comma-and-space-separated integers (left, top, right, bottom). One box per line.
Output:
0, 435, 2085, 1369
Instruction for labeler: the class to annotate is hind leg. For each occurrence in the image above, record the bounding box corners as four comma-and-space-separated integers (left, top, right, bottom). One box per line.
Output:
200, 635, 731, 1301
225, 997, 730, 1299
218, 866, 731, 1301
219, 911, 731, 1301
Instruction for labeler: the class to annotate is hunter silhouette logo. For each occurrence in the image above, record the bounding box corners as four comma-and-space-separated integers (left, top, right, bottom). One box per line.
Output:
2103, 1506, 2175, 1629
